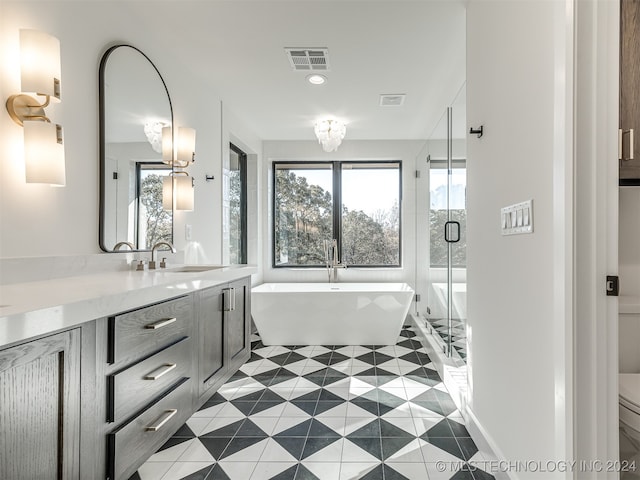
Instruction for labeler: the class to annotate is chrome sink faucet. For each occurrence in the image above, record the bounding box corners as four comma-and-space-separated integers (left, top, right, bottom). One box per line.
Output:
113, 241, 135, 251
324, 239, 346, 282
149, 241, 176, 269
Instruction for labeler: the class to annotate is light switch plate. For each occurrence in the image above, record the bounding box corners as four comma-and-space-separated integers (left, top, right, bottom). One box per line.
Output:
501, 199, 533, 235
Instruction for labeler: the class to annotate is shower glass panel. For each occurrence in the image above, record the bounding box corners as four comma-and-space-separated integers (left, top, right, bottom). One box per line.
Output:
426, 85, 467, 361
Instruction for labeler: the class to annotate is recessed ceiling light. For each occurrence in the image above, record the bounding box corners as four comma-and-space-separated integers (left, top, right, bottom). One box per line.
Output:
307, 74, 327, 85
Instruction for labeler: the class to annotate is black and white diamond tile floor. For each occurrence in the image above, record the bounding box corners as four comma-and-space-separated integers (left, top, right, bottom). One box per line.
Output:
426, 318, 468, 362
130, 326, 494, 480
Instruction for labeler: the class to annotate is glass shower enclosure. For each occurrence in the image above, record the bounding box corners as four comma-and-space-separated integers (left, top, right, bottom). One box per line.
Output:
418, 86, 467, 362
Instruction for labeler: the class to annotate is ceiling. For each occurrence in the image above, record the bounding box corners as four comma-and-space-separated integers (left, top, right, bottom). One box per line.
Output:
150, 0, 467, 143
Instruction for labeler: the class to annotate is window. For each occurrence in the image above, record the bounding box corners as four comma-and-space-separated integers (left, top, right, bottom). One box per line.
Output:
136, 163, 173, 250
229, 144, 247, 264
429, 159, 466, 267
273, 161, 401, 267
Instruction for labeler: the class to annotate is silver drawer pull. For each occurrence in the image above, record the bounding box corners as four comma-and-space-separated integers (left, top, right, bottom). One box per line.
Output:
145, 409, 177, 432
145, 363, 177, 380
144, 317, 177, 330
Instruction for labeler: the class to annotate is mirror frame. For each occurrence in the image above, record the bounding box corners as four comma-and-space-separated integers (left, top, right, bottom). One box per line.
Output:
98, 44, 174, 252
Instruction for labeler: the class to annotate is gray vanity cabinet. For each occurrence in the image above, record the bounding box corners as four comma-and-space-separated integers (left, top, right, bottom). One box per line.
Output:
197, 276, 252, 405
105, 294, 196, 480
620, 0, 640, 183
0, 272, 252, 480
198, 284, 227, 399
226, 276, 251, 371
0, 328, 81, 480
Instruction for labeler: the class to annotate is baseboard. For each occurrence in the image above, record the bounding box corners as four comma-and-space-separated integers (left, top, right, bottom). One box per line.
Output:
464, 406, 515, 480
409, 313, 513, 480
409, 313, 467, 410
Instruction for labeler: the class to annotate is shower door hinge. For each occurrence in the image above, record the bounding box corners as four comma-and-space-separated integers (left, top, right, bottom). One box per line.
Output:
606, 276, 619, 296
415, 170, 421, 178
415, 294, 421, 302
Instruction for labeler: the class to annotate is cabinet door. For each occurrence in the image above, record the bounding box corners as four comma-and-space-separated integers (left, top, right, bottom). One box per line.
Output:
0, 329, 81, 480
226, 277, 251, 367
620, 0, 640, 182
198, 285, 227, 396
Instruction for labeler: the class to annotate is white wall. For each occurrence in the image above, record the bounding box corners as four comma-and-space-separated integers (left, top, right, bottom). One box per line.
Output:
466, 1, 571, 476
261, 139, 424, 286
220, 104, 262, 281
0, 2, 260, 264
619, 187, 640, 297
619, 187, 640, 373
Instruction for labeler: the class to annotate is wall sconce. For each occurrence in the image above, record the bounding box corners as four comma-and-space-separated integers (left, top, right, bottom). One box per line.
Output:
162, 171, 194, 211
160, 125, 196, 211
6, 29, 65, 186
177, 127, 196, 166
174, 172, 194, 211
161, 126, 196, 167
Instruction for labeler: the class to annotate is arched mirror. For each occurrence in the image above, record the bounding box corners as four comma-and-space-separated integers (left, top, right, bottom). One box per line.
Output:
99, 44, 174, 252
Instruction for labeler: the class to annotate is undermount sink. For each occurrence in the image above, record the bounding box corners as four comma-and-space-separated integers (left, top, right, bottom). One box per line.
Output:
163, 265, 225, 273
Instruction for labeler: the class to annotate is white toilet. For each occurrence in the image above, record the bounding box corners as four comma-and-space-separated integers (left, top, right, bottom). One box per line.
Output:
620, 374, 640, 478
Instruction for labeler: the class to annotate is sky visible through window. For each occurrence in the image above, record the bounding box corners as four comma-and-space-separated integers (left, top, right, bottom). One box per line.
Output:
299, 169, 398, 215
430, 168, 466, 210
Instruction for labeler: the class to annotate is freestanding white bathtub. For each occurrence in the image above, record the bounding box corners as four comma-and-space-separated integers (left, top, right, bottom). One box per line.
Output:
251, 283, 414, 346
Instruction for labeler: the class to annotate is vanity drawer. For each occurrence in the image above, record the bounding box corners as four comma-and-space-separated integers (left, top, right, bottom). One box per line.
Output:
108, 295, 192, 364
107, 337, 192, 423
107, 377, 192, 480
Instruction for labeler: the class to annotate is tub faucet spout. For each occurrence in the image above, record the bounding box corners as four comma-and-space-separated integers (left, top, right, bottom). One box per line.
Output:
324, 239, 346, 282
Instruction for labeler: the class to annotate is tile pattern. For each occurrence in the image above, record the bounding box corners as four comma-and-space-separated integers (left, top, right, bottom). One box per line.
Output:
425, 318, 467, 362
131, 326, 493, 480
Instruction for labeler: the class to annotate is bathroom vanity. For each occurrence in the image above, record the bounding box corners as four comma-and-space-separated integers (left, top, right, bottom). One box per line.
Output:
0, 265, 255, 480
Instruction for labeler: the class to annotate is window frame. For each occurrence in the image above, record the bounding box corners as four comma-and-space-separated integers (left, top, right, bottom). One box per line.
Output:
135, 162, 173, 250
272, 160, 402, 268
229, 143, 248, 264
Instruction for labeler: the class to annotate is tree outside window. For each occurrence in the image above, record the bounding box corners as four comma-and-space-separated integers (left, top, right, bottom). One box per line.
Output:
273, 161, 401, 267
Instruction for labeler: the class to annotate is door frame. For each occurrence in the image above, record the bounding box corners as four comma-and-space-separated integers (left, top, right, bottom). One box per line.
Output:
573, 0, 620, 475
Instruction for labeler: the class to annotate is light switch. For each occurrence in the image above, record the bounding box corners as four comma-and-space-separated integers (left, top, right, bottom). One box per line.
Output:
501, 199, 533, 235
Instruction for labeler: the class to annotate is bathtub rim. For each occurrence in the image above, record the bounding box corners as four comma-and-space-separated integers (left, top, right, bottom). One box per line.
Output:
252, 281, 415, 294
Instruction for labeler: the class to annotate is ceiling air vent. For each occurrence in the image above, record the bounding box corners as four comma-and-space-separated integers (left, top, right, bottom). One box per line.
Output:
284, 48, 330, 71
379, 94, 406, 107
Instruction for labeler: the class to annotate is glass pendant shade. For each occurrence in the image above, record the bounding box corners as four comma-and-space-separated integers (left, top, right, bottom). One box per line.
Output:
162, 174, 194, 211
24, 121, 65, 185
162, 175, 173, 210
314, 119, 346, 152
175, 174, 194, 211
20, 29, 61, 101
177, 127, 196, 165
161, 126, 173, 164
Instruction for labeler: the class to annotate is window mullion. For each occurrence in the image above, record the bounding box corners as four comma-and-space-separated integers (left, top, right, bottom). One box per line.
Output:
332, 162, 342, 261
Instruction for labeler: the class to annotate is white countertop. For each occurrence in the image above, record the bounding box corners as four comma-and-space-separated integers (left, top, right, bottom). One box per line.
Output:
0, 265, 257, 348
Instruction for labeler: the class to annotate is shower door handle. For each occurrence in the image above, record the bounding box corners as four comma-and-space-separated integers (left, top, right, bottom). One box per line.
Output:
444, 221, 460, 243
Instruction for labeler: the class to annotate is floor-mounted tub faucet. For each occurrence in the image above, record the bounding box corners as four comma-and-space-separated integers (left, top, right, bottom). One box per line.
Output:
324, 239, 346, 282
